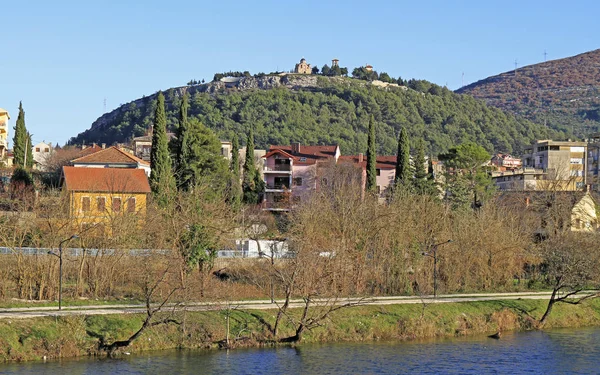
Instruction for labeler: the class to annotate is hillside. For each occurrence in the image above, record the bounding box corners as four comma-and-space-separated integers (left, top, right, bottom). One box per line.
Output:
70, 75, 559, 156
457, 49, 600, 137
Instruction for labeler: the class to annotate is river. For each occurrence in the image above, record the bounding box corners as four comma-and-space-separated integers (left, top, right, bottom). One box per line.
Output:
1, 327, 599, 374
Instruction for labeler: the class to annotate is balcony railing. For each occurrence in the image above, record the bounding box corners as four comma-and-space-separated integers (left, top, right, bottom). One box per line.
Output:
263, 201, 291, 210
265, 184, 289, 190
264, 165, 292, 172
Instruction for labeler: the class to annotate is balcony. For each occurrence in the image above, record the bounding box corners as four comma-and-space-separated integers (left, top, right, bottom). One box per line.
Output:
262, 201, 290, 211
264, 165, 292, 173
265, 183, 289, 192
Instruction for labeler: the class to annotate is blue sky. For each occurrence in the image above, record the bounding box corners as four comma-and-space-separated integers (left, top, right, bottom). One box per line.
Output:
1, 0, 598, 146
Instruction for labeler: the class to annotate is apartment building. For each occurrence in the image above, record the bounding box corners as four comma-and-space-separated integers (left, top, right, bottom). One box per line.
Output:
520, 140, 587, 191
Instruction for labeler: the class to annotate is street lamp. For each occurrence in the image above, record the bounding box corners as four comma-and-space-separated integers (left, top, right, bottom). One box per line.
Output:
49, 234, 79, 311
422, 238, 452, 298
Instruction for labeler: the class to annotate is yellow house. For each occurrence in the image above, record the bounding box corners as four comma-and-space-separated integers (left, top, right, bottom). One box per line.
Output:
0, 108, 9, 158
62, 166, 151, 232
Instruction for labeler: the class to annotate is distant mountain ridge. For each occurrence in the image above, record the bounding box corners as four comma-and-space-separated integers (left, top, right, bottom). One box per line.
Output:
71, 74, 557, 156
456, 49, 600, 137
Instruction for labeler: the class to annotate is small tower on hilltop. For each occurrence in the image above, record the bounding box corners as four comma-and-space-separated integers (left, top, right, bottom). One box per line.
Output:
332, 58, 339, 67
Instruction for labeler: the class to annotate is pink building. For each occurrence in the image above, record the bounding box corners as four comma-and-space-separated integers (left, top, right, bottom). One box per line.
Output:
491, 153, 522, 170
338, 154, 397, 200
262, 143, 340, 211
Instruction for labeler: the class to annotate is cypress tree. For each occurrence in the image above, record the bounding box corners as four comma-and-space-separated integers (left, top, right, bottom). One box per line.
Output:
366, 115, 377, 193
228, 136, 242, 208
242, 128, 261, 204
394, 127, 411, 187
26, 132, 34, 169
12, 102, 27, 168
175, 91, 189, 173
150, 91, 176, 204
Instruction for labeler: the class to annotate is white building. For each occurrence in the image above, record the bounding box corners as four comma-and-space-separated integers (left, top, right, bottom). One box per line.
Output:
32, 141, 54, 171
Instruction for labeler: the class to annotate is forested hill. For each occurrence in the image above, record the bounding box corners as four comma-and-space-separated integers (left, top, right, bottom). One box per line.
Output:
456, 49, 600, 137
70, 75, 560, 156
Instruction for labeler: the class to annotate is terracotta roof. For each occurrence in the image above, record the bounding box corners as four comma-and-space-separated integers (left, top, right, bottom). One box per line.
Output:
71, 146, 149, 166
62, 166, 151, 193
0, 108, 9, 118
78, 145, 104, 157
268, 145, 338, 165
339, 155, 396, 169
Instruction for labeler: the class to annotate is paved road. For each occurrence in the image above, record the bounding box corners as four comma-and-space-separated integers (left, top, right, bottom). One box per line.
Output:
0, 291, 573, 320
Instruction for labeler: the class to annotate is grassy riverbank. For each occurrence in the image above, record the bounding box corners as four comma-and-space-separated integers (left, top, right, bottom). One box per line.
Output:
2, 298, 600, 362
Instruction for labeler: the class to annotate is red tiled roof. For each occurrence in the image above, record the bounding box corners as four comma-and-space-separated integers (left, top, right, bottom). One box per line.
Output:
268, 145, 338, 165
339, 155, 396, 169
78, 145, 104, 157
71, 146, 149, 166
62, 166, 151, 193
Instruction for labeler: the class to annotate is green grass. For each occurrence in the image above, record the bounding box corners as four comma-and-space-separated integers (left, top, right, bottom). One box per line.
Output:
2, 298, 600, 362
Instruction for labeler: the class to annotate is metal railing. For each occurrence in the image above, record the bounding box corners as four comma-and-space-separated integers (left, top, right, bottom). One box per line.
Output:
264, 164, 292, 172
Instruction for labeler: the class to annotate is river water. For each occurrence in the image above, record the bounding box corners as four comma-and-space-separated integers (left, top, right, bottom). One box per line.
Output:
1, 327, 599, 374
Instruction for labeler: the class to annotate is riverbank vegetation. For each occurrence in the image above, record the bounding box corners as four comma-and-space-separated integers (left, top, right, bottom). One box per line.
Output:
2, 298, 600, 362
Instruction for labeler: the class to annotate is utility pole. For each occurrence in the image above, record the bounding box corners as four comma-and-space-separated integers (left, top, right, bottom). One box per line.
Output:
103, 98, 107, 113
544, 50, 547, 62
461, 72, 464, 88
514, 59, 518, 76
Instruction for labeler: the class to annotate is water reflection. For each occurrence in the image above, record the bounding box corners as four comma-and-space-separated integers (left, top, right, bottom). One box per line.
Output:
1, 327, 599, 374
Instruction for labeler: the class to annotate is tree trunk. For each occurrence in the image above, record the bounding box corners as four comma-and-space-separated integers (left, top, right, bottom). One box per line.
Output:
539, 288, 558, 327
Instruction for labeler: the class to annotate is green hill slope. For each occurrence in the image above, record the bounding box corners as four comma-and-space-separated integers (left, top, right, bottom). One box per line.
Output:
70, 75, 558, 155
456, 49, 600, 137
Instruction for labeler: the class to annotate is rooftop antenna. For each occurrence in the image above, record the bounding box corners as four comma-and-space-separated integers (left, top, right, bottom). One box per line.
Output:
514, 59, 518, 76
544, 50, 547, 62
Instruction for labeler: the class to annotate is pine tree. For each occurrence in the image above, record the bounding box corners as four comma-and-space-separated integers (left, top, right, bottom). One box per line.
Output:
366, 115, 377, 193
26, 132, 34, 169
178, 118, 229, 191
150, 91, 176, 204
242, 127, 262, 204
12, 102, 27, 168
228, 136, 242, 208
394, 127, 411, 188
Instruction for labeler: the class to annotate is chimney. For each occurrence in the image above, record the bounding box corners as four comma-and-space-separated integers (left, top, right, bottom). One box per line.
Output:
358, 153, 364, 163
81, 144, 87, 150
101, 143, 106, 149
291, 142, 301, 154
92, 142, 97, 149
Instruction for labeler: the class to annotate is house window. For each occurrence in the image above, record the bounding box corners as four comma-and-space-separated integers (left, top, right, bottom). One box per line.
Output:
299, 157, 307, 162
35, 147, 40, 152
376, 169, 381, 176
321, 177, 328, 186
112, 197, 122, 212
127, 197, 136, 213
97, 197, 106, 211
81, 197, 91, 212
44, 148, 49, 152
293, 177, 303, 186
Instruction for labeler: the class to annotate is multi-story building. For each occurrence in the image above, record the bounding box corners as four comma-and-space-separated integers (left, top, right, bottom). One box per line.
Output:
62, 166, 151, 232
491, 153, 522, 170
587, 133, 600, 192
262, 143, 340, 211
31, 141, 53, 171
338, 154, 397, 200
0, 108, 9, 159
521, 140, 587, 191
